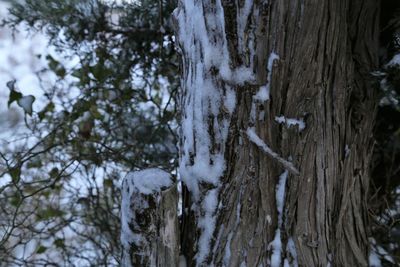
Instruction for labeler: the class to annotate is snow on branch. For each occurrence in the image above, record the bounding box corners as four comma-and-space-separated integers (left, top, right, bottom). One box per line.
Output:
246, 127, 300, 175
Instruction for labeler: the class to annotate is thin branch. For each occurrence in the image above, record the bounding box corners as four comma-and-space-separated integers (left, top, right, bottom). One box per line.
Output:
246, 127, 300, 176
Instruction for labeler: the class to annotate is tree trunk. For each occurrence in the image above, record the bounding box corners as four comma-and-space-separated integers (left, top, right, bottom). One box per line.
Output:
174, 0, 379, 266
120, 169, 179, 267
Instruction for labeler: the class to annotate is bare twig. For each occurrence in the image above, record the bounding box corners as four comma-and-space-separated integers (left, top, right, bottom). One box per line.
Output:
246, 127, 300, 176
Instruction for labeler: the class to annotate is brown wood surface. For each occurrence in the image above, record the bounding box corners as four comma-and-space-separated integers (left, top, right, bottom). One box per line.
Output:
175, 0, 380, 266
121, 181, 179, 266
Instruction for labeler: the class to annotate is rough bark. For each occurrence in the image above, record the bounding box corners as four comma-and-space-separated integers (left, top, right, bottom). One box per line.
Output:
120, 170, 179, 267
175, 0, 380, 266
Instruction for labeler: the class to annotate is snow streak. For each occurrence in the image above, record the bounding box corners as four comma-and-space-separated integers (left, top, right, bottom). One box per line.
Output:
246, 128, 300, 175
275, 116, 306, 131
173, 0, 255, 264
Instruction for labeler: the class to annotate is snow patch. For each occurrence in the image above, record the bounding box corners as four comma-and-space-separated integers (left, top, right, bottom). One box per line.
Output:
267, 215, 272, 224
270, 230, 282, 267
286, 237, 298, 267
254, 85, 270, 102
269, 171, 299, 266
345, 144, 350, 158
369, 251, 382, 267
276, 170, 288, 225
224, 87, 237, 114
258, 111, 265, 121
275, 116, 305, 131
221, 65, 255, 85
236, 0, 253, 53
267, 52, 280, 76
223, 232, 233, 266
369, 238, 395, 266
197, 214, 217, 262
254, 52, 279, 102
386, 53, 400, 67
251, 52, 279, 122
236, 197, 242, 225
203, 188, 219, 213
196, 189, 219, 263
124, 168, 172, 195
269, 170, 288, 267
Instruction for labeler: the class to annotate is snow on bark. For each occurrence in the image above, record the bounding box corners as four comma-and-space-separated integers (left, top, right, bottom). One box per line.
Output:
254, 52, 279, 102
174, 1, 232, 262
269, 171, 299, 267
223, 232, 233, 266
173, 0, 379, 266
173, 0, 302, 265
251, 52, 279, 123
274, 116, 306, 131
285, 237, 298, 267
275, 170, 288, 225
246, 128, 299, 175
174, 0, 232, 198
269, 170, 288, 267
173, 0, 258, 264
120, 169, 178, 267
124, 168, 172, 195
270, 230, 283, 267
236, 0, 253, 55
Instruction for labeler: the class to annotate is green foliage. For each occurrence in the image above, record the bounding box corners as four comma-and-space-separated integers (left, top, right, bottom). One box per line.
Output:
36, 207, 65, 221
0, 0, 178, 266
3, 0, 179, 169
54, 238, 65, 248
7, 92, 22, 107
36, 245, 47, 254
7, 80, 36, 115
9, 167, 20, 183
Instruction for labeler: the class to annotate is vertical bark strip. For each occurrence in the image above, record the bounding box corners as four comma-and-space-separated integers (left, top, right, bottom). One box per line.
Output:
120, 169, 179, 267
174, 0, 379, 266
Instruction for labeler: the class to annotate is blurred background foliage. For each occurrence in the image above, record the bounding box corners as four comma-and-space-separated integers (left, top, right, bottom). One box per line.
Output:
0, 0, 399, 266
369, 1, 400, 264
0, 0, 178, 266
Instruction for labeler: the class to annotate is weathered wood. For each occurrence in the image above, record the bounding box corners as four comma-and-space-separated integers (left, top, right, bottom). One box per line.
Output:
120, 169, 179, 267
